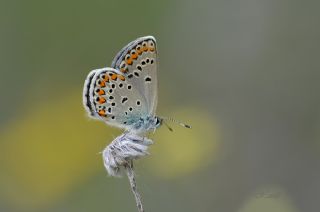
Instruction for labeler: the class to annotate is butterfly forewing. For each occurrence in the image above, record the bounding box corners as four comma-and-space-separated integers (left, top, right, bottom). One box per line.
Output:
111, 36, 158, 115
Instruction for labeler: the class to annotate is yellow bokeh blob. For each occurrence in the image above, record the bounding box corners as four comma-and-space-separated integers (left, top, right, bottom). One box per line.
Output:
0, 91, 117, 209
145, 107, 220, 179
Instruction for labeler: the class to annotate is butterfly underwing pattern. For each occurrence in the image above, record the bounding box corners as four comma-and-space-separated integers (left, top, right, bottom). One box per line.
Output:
83, 36, 162, 134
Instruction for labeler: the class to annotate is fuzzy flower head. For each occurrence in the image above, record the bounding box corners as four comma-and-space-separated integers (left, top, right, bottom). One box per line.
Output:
102, 133, 153, 176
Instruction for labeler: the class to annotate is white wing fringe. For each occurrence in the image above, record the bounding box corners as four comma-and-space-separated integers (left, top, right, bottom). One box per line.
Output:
102, 133, 153, 176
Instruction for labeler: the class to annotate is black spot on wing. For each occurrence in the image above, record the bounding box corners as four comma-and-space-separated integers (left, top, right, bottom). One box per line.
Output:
145, 76, 152, 82
111, 37, 156, 69
122, 97, 128, 104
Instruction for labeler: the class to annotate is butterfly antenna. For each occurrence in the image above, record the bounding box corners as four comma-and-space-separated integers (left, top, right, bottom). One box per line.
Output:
161, 117, 192, 129
163, 121, 174, 132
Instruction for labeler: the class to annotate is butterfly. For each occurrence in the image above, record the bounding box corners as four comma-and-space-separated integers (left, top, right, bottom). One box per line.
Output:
83, 36, 190, 135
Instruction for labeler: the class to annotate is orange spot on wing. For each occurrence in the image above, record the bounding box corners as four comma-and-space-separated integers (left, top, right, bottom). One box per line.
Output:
131, 52, 138, 59
148, 41, 155, 51
98, 97, 106, 104
98, 89, 105, 95
118, 75, 125, 81
137, 48, 143, 55
98, 110, 106, 117
142, 46, 148, 52
111, 74, 117, 80
126, 58, 133, 65
121, 68, 128, 73
99, 80, 106, 87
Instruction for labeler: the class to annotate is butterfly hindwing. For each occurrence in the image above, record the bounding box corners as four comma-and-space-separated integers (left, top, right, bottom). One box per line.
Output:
83, 68, 148, 129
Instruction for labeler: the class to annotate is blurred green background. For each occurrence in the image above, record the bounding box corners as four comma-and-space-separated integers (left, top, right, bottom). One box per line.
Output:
1, 0, 319, 211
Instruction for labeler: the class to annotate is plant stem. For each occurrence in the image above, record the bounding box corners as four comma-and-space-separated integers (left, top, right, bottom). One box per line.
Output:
125, 161, 144, 212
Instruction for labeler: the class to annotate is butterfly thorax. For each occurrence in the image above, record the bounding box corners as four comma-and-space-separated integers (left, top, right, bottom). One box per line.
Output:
128, 115, 162, 133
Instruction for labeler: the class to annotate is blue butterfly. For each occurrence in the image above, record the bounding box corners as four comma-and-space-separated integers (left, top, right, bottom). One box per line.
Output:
83, 36, 190, 134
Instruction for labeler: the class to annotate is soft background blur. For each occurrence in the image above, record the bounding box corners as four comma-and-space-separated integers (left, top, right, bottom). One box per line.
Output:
1, 0, 319, 211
